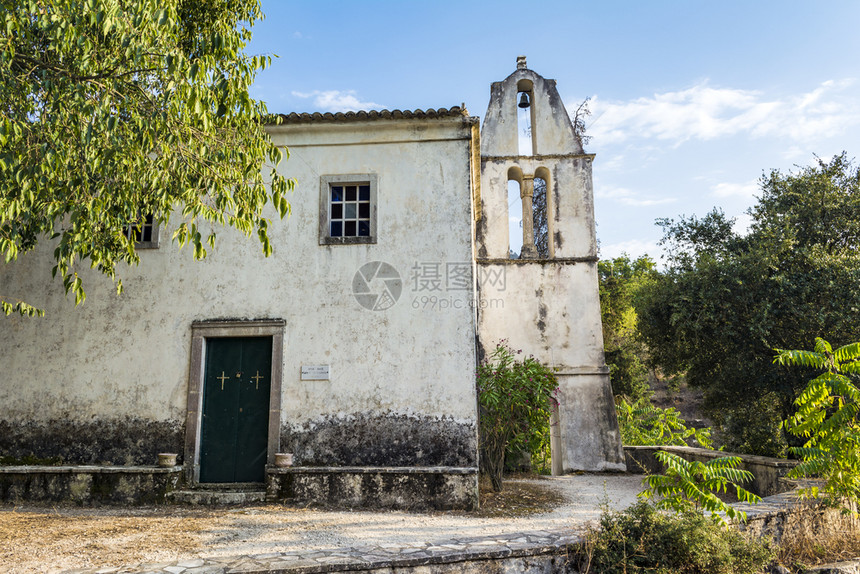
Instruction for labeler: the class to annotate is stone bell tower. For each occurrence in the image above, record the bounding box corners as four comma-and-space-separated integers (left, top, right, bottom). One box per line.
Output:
475, 56, 625, 472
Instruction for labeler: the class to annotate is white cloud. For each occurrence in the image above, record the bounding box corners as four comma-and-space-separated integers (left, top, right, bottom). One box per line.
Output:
599, 238, 661, 261
711, 179, 758, 199
782, 145, 808, 161
596, 185, 676, 207
292, 90, 384, 113
584, 79, 860, 146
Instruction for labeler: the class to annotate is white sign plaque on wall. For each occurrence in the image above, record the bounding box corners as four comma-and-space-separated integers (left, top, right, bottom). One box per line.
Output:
301, 365, 331, 381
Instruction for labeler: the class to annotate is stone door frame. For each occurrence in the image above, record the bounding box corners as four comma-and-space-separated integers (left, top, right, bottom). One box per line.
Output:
184, 319, 285, 485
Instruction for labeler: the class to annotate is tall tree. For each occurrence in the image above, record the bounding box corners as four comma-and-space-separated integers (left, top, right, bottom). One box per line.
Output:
0, 0, 291, 315
599, 254, 658, 400
636, 154, 860, 456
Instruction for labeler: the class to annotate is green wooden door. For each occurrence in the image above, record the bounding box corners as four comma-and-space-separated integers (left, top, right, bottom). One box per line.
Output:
200, 337, 272, 483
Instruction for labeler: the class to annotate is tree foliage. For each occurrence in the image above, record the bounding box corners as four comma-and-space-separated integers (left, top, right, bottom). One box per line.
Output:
1, 0, 292, 314
639, 451, 761, 523
636, 154, 860, 455
476, 342, 558, 492
616, 396, 712, 448
599, 254, 658, 400
776, 337, 860, 510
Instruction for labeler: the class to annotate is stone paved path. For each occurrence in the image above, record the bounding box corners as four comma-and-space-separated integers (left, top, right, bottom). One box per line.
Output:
65, 529, 581, 573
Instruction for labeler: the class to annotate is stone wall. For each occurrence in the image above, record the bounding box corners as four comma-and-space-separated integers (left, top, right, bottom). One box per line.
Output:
266, 466, 479, 511
0, 465, 182, 505
624, 445, 798, 497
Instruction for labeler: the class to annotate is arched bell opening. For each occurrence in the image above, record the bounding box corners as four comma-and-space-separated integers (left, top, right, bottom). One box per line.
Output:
507, 166, 524, 259
533, 166, 552, 258
516, 78, 535, 156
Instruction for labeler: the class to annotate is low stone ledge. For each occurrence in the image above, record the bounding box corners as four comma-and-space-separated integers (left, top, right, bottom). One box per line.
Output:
68, 529, 582, 574
266, 466, 479, 511
267, 466, 479, 475
0, 465, 183, 505
0, 464, 181, 474
624, 445, 798, 497
803, 560, 860, 573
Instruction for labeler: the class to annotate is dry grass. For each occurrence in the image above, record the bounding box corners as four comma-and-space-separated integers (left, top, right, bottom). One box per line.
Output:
474, 474, 566, 518
775, 517, 860, 572
0, 506, 214, 573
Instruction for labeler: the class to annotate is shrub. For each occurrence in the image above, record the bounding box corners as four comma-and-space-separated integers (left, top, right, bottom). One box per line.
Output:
477, 342, 558, 491
616, 396, 713, 448
639, 451, 762, 523
570, 501, 773, 574
775, 337, 860, 510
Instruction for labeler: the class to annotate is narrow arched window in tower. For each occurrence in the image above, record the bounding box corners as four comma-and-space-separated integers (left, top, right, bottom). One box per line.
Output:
508, 179, 523, 258
533, 176, 549, 258
507, 166, 524, 259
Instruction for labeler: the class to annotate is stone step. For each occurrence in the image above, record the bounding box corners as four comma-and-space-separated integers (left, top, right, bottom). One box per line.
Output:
167, 488, 267, 505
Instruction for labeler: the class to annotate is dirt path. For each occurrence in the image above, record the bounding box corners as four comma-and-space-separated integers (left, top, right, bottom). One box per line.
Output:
0, 474, 643, 574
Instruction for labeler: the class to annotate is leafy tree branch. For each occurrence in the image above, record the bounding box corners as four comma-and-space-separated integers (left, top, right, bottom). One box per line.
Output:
1, 0, 293, 314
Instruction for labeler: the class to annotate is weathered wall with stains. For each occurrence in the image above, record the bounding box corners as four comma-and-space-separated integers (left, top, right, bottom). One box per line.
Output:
0, 113, 480, 468
476, 58, 624, 472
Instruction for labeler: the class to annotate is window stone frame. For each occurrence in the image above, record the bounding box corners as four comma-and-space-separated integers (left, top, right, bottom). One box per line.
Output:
319, 174, 378, 245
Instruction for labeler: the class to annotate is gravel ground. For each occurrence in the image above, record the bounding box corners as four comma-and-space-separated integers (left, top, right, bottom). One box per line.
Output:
0, 474, 643, 574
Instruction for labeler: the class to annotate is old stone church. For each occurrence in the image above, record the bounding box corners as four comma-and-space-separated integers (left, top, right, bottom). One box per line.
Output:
0, 58, 623, 508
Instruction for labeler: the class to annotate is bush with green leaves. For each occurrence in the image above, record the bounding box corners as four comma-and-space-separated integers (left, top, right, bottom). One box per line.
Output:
775, 337, 860, 510
477, 342, 558, 491
570, 501, 773, 574
616, 396, 713, 448
639, 451, 762, 523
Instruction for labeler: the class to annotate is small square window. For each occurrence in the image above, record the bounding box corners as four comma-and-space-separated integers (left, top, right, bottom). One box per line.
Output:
319, 174, 377, 245
123, 213, 159, 249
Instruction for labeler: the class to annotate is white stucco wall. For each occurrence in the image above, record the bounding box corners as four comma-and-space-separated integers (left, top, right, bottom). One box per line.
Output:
0, 115, 479, 465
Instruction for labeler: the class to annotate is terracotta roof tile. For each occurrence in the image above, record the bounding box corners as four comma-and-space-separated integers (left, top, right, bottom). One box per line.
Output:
272, 107, 472, 124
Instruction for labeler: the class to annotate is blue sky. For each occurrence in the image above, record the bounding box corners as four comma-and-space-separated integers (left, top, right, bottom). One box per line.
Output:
247, 1, 860, 262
